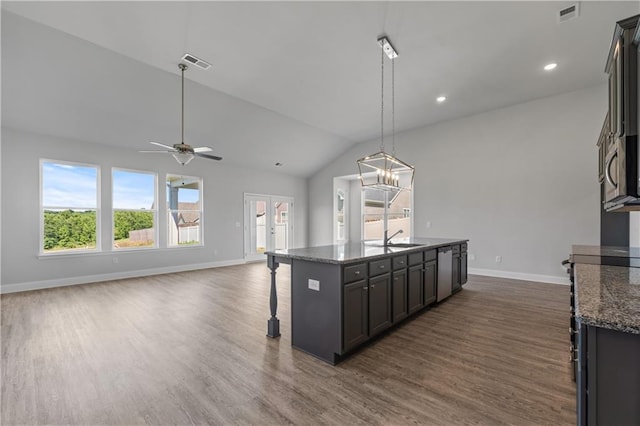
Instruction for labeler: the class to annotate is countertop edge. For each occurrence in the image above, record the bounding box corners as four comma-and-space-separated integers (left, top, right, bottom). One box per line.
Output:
266, 239, 469, 265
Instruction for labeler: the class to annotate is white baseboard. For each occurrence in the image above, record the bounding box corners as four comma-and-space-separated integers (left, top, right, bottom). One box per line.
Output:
0, 259, 247, 294
468, 267, 570, 285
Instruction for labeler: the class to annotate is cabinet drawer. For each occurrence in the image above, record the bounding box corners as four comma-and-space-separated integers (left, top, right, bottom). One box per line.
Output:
344, 263, 367, 283
408, 252, 423, 266
452, 245, 461, 255
392, 255, 408, 270
424, 249, 436, 262
461, 243, 467, 253
369, 258, 391, 277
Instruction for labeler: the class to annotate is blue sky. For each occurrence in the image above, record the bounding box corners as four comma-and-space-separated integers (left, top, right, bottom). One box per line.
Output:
42, 163, 97, 208
43, 163, 199, 210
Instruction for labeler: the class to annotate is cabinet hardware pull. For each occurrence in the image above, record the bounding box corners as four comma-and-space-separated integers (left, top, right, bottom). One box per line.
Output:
354, 271, 360, 275
400, 261, 405, 264
605, 150, 618, 189
371, 284, 376, 288
363, 287, 368, 291
379, 265, 385, 269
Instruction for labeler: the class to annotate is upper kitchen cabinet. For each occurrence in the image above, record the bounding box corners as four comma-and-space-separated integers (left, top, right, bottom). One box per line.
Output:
607, 15, 638, 138
602, 15, 640, 212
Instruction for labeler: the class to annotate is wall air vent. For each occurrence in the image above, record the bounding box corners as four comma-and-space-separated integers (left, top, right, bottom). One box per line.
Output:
180, 53, 211, 70
558, 3, 580, 23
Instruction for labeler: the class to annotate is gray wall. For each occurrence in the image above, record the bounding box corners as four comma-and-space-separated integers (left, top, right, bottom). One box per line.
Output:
310, 85, 606, 282
1, 128, 308, 291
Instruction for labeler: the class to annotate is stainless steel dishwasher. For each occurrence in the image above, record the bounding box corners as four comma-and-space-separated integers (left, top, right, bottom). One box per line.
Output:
437, 246, 453, 302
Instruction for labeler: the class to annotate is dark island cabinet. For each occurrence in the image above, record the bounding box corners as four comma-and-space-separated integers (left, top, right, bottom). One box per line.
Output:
408, 264, 424, 314
424, 260, 437, 305
576, 320, 640, 425
392, 269, 408, 323
368, 273, 392, 336
343, 279, 368, 351
452, 245, 461, 293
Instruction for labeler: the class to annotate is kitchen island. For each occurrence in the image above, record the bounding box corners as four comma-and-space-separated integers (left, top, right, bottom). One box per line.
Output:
266, 237, 468, 364
569, 245, 640, 425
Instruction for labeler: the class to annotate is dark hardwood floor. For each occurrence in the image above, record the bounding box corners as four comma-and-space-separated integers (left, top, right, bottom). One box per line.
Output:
1, 264, 575, 425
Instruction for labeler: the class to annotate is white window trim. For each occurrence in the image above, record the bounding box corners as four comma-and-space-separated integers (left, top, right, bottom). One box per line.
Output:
39, 159, 101, 256
112, 167, 158, 251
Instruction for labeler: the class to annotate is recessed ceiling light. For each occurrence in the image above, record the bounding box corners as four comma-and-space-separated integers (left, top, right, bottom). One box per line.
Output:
544, 63, 557, 71
436, 96, 446, 103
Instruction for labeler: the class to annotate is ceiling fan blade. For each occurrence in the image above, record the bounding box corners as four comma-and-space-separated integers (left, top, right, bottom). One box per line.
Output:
193, 146, 213, 153
138, 150, 175, 153
149, 141, 176, 150
195, 152, 223, 161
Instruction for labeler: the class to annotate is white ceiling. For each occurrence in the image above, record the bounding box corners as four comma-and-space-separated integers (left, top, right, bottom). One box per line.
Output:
2, 1, 639, 177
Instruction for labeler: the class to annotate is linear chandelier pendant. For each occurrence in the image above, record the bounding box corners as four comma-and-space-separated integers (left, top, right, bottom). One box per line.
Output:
358, 36, 414, 192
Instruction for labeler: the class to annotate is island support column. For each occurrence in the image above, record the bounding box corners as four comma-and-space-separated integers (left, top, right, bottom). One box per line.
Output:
267, 255, 280, 338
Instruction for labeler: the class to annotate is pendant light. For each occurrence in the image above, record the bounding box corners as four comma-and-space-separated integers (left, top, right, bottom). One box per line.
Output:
358, 36, 414, 191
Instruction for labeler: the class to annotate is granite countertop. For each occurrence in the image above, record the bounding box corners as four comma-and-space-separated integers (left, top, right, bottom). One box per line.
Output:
573, 263, 640, 334
571, 244, 640, 267
266, 237, 468, 265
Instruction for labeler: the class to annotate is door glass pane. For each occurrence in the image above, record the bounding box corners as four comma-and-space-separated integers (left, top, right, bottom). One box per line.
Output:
274, 201, 289, 250
251, 200, 267, 254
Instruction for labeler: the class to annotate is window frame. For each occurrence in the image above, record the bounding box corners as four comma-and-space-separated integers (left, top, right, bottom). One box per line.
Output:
112, 167, 158, 251
166, 174, 204, 248
39, 159, 101, 256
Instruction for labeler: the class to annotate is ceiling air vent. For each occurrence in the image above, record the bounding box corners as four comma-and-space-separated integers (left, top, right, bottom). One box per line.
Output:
181, 53, 211, 70
558, 3, 580, 23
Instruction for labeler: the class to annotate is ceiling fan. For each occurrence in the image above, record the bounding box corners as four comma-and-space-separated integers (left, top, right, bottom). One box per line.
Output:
140, 63, 222, 165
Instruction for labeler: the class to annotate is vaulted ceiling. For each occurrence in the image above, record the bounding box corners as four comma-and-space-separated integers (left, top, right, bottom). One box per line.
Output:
2, 2, 639, 177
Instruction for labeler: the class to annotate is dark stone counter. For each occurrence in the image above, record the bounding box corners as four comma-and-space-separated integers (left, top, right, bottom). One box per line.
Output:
573, 263, 640, 334
265, 237, 468, 265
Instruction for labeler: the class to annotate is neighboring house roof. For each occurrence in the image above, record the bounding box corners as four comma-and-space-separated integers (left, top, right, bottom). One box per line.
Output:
171, 202, 200, 226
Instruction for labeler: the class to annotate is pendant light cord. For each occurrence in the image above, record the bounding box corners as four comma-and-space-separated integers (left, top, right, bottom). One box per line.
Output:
392, 58, 395, 157
380, 47, 385, 153
179, 63, 187, 145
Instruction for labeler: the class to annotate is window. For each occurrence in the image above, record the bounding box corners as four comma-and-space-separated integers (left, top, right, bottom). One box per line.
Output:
167, 174, 202, 246
113, 169, 157, 249
41, 160, 99, 254
336, 190, 346, 241
362, 188, 412, 240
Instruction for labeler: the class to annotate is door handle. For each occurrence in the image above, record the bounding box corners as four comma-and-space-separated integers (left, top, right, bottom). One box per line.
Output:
605, 150, 618, 189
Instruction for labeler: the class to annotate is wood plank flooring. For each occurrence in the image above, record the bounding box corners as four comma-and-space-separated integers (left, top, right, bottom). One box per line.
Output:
1, 264, 575, 425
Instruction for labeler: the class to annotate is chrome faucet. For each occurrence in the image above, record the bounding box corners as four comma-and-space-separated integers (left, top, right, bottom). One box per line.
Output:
384, 229, 403, 246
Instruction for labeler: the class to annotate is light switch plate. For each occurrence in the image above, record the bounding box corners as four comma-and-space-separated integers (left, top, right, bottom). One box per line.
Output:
308, 279, 320, 291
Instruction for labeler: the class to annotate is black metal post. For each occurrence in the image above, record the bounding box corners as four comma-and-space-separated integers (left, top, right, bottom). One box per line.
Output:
267, 255, 280, 338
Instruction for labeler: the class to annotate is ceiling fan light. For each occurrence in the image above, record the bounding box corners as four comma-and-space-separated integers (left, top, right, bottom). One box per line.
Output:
172, 152, 195, 166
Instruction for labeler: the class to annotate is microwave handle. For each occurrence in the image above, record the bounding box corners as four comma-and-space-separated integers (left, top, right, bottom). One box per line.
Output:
605, 150, 618, 189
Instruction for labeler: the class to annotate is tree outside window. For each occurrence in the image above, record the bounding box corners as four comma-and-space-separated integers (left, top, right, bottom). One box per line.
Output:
41, 160, 99, 254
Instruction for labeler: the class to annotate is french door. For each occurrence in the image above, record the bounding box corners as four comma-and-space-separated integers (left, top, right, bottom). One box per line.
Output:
244, 194, 294, 262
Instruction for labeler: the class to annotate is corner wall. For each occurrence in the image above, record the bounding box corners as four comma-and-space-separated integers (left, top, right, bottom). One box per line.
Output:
309, 85, 606, 283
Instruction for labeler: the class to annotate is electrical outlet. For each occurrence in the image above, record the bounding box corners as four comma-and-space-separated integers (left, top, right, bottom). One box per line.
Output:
495, 256, 502, 263
308, 279, 320, 291
112, 256, 119, 264
214, 249, 218, 255
235, 222, 241, 228
426, 221, 431, 229
469, 253, 475, 261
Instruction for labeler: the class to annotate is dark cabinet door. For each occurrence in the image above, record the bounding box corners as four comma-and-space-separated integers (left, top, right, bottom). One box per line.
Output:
423, 260, 437, 306
392, 269, 408, 323
460, 253, 468, 285
452, 253, 461, 292
343, 279, 368, 351
408, 264, 424, 314
369, 273, 392, 336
